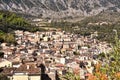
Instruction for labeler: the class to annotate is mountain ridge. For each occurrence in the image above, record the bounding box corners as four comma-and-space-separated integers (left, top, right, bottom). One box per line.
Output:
0, 0, 120, 19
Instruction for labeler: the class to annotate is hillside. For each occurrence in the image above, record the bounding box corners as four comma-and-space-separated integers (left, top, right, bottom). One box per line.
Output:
77, 12, 120, 43
0, 11, 45, 43
48, 12, 120, 43
0, 0, 120, 20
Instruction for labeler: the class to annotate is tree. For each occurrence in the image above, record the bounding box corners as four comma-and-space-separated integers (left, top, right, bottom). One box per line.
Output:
73, 51, 79, 55
61, 72, 80, 80
94, 32, 120, 80
0, 52, 4, 58
0, 74, 9, 80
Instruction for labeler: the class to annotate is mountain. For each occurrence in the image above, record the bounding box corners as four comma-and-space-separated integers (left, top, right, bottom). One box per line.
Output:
0, 0, 120, 19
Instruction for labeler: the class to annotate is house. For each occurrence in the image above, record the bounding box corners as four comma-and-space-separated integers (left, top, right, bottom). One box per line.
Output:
63, 37, 71, 42
43, 36, 50, 42
62, 44, 70, 49
80, 68, 86, 79
1, 67, 16, 80
48, 72, 55, 80
13, 63, 41, 80
2, 48, 13, 55
1, 43, 7, 47
12, 74, 29, 80
0, 59, 12, 68
60, 58, 66, 64
12, 61, 21, 68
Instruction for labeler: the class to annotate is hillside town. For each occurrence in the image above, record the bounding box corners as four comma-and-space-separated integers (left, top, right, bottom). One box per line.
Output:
0, 30, 112, 80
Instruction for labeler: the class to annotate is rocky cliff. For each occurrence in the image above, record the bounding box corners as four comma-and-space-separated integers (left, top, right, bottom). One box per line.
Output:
0, 0, 120, 18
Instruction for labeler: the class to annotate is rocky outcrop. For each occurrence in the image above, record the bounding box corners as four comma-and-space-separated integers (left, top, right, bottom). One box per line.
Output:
0, 0, 120, 18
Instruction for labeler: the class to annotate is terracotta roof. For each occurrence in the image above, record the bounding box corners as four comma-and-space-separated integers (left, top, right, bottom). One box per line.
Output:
15, 64, 40, 74
2, 49, 13, 52
73, 67, 80, 75
2, 67, 16, 76
85, 73, 92, 76
12, 61, 20, 65
55, 63, 64, 67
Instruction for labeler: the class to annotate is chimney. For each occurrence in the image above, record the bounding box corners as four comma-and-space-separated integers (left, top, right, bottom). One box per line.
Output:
27, 65, 29, 70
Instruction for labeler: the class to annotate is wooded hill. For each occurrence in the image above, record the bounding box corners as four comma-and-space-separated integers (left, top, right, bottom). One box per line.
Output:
0, 10, 45, 44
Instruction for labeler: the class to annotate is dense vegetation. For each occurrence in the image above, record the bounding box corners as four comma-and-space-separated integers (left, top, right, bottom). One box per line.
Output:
0, 74, 9, 80
61, 72, 80, 80
0, 31, 15, 43
92, 33, 120, 80
0, 11, 45, 44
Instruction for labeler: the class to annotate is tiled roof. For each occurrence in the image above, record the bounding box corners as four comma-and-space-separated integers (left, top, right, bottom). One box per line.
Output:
55, 63, 64, 67
2, 67, 16, 76
15, 64, 40, 74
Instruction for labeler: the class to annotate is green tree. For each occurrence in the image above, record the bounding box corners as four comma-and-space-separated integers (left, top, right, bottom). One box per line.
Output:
61, 72, 80, 80
96, 31, 120, 80
0, 74, 9, 80
0, 52, 4, 58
